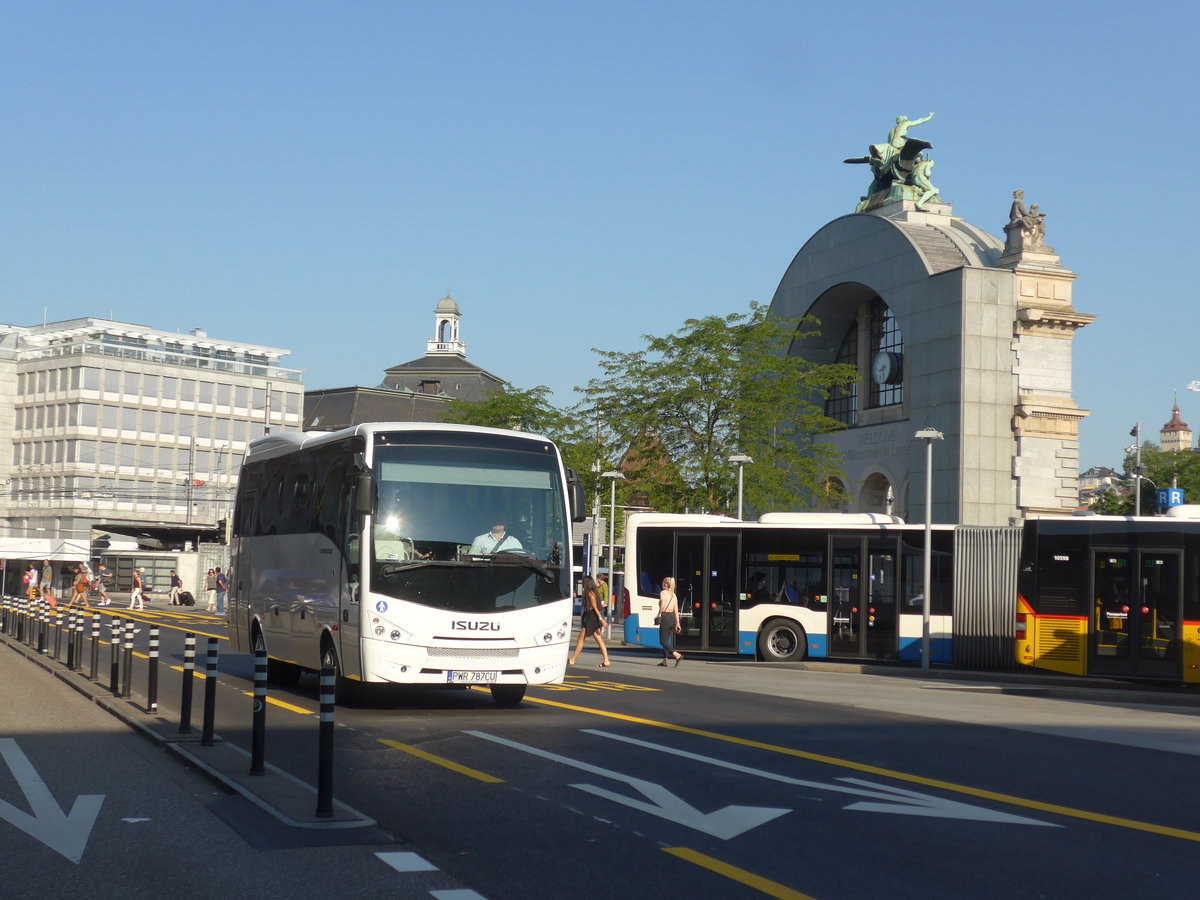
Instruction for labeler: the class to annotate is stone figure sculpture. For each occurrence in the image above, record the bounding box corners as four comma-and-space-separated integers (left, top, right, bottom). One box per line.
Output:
844, 112, 939, 212
912, 157, 939, 209
883, 112, 935, 161
1004, 189, 1050, 253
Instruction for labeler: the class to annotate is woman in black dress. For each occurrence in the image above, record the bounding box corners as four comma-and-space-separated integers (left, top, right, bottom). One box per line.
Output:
568, 575, 611, 668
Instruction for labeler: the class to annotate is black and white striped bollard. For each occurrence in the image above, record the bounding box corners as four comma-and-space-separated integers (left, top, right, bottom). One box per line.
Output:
200, 638, 218, 747
65, 612, 76, 669
90, 614, 100, 680
315, 664, 336, 818
147, 627, 160, 714
71, 614, 83, 672
179, 633, 195, 734
121, 621, 135, 699
54, 609, 65, 662
110, 619, 121, 696
73, 613, 84, 671
250, 648, 267, 775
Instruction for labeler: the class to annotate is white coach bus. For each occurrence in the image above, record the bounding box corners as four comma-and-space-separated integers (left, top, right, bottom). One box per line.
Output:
228, 423, 584, 706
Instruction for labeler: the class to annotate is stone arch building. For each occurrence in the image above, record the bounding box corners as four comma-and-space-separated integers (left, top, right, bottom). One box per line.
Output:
769, 198, 1094, 526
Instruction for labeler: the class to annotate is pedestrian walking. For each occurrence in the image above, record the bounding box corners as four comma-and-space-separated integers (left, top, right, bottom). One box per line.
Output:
93, 564, 113, 606
657, 576, 683, 667
168, 570, 183, 605
596, 573, 611, 619
24, 563, 39, 600
69, 563, 93, 610
129, 567, 145, 610
214, 567, 229, 615
568, 575, 611, 668
41, 559, 55, 597
204, 569, 217, 612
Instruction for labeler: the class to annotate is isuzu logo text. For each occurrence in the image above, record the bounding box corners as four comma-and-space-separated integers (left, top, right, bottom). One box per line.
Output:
451, 621, 501, 631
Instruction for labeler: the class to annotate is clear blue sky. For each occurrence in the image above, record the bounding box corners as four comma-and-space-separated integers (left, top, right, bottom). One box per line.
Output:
3, 1, 1195, 472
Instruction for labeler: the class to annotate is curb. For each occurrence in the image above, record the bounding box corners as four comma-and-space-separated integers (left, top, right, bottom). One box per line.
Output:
0, 629, 376, 830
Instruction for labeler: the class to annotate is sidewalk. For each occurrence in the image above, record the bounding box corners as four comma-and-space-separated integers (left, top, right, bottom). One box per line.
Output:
0, 637, 452, 898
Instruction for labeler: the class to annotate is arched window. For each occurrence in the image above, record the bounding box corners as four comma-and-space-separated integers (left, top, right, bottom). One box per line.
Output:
825, 323, 858, 425
868, 298, 903, 409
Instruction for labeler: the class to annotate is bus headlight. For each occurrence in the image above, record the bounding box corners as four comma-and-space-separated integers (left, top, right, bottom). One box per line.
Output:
370, 616, 411, 643
539, 619, 570, 644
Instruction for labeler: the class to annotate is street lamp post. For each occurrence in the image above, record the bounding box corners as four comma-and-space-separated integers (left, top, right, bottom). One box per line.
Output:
601, 471, 624, 630
1131, 423, 1142, 515
589, 462, 602, 585
914, 427, 944, 671
728, 454, 753, 519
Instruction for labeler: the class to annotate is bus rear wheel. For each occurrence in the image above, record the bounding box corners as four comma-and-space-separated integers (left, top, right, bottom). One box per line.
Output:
757, 618, 807, 662
491, 684, 526, 707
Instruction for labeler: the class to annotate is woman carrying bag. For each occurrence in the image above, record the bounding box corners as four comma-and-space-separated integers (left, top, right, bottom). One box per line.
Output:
657, 576, 683, 667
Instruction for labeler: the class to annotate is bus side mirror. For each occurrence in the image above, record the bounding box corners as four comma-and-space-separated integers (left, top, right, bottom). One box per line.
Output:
566, 468, 587, 523
353, 471, 374, 517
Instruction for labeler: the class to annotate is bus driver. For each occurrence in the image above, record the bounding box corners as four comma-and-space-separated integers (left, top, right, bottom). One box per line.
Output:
468, 522, 523, 555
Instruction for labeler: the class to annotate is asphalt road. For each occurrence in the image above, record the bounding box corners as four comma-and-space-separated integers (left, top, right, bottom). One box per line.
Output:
4, 598, 1200, 899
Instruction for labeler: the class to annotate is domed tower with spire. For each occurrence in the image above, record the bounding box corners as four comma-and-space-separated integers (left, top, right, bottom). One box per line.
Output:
427, 294, 466, 357
1160, 395, 1193, 453
302, 293, 505, 430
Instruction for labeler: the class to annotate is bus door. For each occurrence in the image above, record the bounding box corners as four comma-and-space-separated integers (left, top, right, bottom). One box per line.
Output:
866, 538, 898, 658
1090, 549, 1181, 679
333, 472, 365, 679
828, 535, 898, 659
675, 532, 739, 652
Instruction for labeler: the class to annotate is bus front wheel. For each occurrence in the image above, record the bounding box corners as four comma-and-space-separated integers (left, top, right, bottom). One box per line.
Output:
319, 642, 355, 704
757, 618, 807, 662
491, 684, 526, 707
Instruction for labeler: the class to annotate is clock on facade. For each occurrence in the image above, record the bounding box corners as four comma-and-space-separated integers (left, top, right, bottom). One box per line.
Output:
871, 350, 903, 385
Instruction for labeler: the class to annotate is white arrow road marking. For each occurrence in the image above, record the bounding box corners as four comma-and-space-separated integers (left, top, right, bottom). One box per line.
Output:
0, 738, 105, 863
584, 729, 1057, 828
464, 730, 790, 839
834, 777, 1051, 823
121, 817, 152, 824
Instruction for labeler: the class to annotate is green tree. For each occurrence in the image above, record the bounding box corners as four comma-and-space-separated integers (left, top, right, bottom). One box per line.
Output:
438, 384, 568, 436
1119, 443, 1200, 515
438, 385, 615, 503
581, 302, 855, 514
1091, 487, 1131, 516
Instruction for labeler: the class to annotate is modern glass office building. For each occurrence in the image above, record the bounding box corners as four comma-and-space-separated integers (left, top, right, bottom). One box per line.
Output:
0, 318, 304, 542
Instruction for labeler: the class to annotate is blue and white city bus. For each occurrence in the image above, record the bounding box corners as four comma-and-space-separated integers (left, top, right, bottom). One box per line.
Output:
229, 422, 584, 706
621, 512, 955, 663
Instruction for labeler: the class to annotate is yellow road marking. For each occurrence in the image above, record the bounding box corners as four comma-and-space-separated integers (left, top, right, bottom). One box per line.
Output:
523, 695, 1200, 843
379, 739, 505, 783
664, 847, 815, 900
240, 692, 315, 715
64, 608, 227, 640
169, 665, 209, 680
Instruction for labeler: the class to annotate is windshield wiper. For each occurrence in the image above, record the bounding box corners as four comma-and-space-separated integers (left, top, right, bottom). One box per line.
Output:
489, 553, 556, 582
381, 554, 556, 582
379, 559, 484, 577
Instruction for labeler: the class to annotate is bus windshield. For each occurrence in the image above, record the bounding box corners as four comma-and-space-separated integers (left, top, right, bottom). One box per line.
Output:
369, 439, 569, 611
